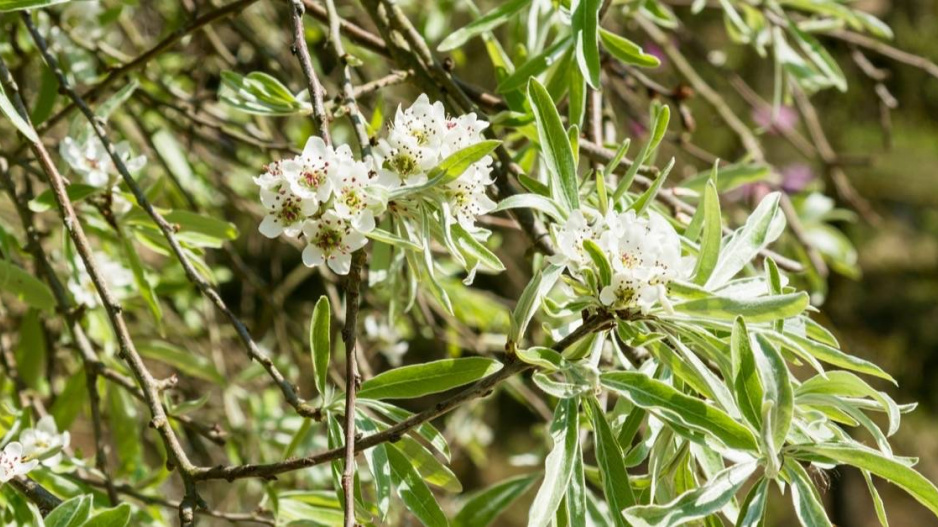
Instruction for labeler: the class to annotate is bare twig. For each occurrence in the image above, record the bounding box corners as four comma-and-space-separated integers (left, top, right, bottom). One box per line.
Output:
10, 477, 62, 516
341, 252, 366, 527
289, 0, 332, 143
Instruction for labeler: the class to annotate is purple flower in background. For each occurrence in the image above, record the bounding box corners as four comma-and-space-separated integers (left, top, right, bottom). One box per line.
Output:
752, 105, 799, 134
779, 163, 815, 193
628, 120, 647, 138
644, 42, 667, 67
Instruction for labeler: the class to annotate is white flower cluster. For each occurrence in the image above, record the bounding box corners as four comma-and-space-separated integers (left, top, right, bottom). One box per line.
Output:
254, 95, 496, 274
0, 416, 71, 485
550, 208, 690, 314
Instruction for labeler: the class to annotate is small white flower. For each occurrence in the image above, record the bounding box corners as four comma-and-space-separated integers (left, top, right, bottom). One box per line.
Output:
0, 442, 38, 484
281, 137, 338, 203
598, 210, 688, 313
443, 112, 489, 156
301, 211, 370, 275
67, 251, 134, 308
375, 94, 449, 188
330, 158, 385, 229
20, 416, 70, 468
255, 161, 319, 239
445, 161, 496, 231
548, 210, 597, 272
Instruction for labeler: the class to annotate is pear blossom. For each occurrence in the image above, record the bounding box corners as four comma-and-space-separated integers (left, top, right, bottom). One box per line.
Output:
598, 210, 690, 313
61, 135, 145, 188
256, 161, 319, 239
548, 210, 597, 272
0, 442, 38, 484
330, 158, 385, 228
376, 95, 449, 187
302, 211, 370, 275
445, 161, 497, 231
20, 416, 70, 468
68, 251, 135, 308
281, 137, 339, 203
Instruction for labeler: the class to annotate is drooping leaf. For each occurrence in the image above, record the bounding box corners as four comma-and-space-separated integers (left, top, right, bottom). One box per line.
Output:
387, 444, 448, 527
601, 371, 759, 451
45, 495, 91, 527
706, 192, 786, 289
784, 459, 834, 527
454, 474, 537, 527
600, 29, 661, 68
672, 292, 809, 323
529, 397, 580, 527
586, 397, 635, 525
310, 295, 331, 397
438, 0, 531, 51
572, 0, 602, 87
0, 259, 55, 312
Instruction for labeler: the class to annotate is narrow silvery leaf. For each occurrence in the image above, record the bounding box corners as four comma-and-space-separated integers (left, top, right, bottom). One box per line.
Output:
613, 104, 670, 201
529, 397, 580, 527
672, 292, 809, 323
0, 83, 39, 142
45, 495, 92, 527
356, 413, 392, 520
494, 194, 568, 222
862, 469, 890, 527
528, 78, 580, 211
572, 0, 602, 88
628, 157, 675, 215
586, 397, 635, 526
438, 0, 531, 51
692, 168, 722, 285
706, 192, 786, 289
768, 330, 894, 382
784, 459, 834, 527
601, 371, 759, 451
567, 440, 588, 526
600, 29, 661, 68
797, 370, 900, 437
751, 333, 793, 450
358, 357, 503, 400
623, 460, 757, 527
0, 0, 69, 12
453, 474, 537, 527
310, 296, 331, 398
731, 318, 764, 432
424, 140, 501, 188
790, 442, 938, 517
358, 399, 451, 460
498, 37, 573, 93
736, 478, 769, 527
387, 444, 448, 527
509, 263, 564, 343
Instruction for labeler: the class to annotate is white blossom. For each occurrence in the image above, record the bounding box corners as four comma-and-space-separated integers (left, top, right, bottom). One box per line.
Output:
255, 160, 319, 239
376, 95, 449, 188
548, 210, 597, 272
598, 210, 689, 313
330, 157, 385, 229
281, 137, 338, 203
61, 135, 145, 188
445, 161, 496, 231
67, 251, 134, 308
0, 442, 38, 484
19, 416, 70, 468
302, 211, 371, 275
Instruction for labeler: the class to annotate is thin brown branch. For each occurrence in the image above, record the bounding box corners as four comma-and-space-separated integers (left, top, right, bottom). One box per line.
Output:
341, 251, 366, 527
289, 0, 332, 144
10, 477, 62, 516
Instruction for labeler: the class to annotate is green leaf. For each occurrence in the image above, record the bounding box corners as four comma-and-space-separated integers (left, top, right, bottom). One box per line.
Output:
28, 184, 100, 213
736, 478, 769, 527
692, 169, 722, 285
219, 71, 307, 116
163, 210, 238, 248
528, 78, 579, 211
731, 318, 764, 431
613, 103, 670, 201
358, 357, 503, 400
424, 140, 501, 188
509, 263, 563, 343
396, 435, 462, 493
0, 82, 38, 142
118, 225, 163, 330
672, 292, 809, 323
628, 157, 675, 215
783, 459, 833, 527
566, 441, 588, 525
623, 461, 757, 527
600, 371, 759, 451
862, 469, 890, 527
84, 504, 133, 527
600, 29, 661, 68
356, 415, 392, 519
359, 399, 451, 460
586, 397, 635, 525
454, 474, 538, 527
310, 295, 331, 397
0, 259, 55, 312
45, 496, 91, 527
752, 333, 794, 452
498, 37, 573, 93
366, 227, 423, 252
680, 163, 772, 193
790, 442, 938, 518
452, 223, 504, 273
530, 398, 580, 527
583, 239, 612, 286
15, 309, 47, 391
706, 192, 786, 289
516, 346, 567, 370
438, 0, 531, 51
770, 331, 894, 382
493, 193, 568, 222
387, 444, 448, 527
797, 370, 900, 436
137, 341, 225, 384
573, 0, 602, 87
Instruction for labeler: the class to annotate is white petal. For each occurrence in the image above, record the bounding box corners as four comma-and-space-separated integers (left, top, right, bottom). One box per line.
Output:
302, 244, 325, 267
328, 253, 352, 275
258, 215, 283, 238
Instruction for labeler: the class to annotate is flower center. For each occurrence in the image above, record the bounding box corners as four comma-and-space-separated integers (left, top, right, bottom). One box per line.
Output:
385, 152, 419, 177
314, 226, 344, 254
300, 168, 325, 190
278, 197, 303, 225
